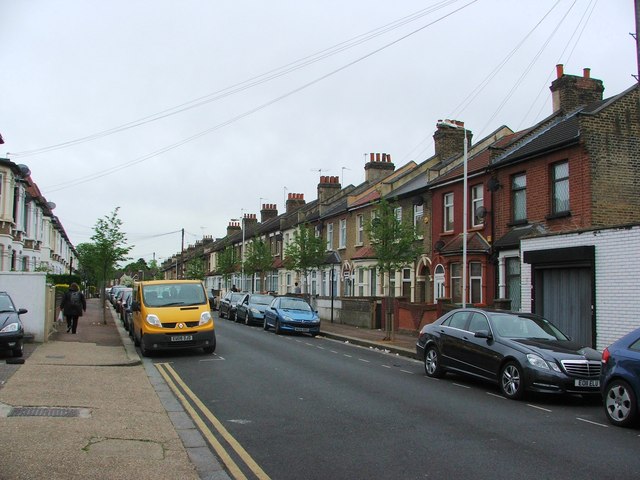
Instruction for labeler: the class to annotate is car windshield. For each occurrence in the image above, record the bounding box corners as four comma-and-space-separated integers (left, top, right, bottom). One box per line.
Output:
230, 293, 245, 302
142, 283, 206, 307
489, 313, 569, 340
251, 294, 273, 305
0, 294, 16, 312
279, 298, 312, 311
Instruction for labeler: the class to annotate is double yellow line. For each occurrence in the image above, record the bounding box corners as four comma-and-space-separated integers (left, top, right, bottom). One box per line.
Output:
155, 362, 270, 480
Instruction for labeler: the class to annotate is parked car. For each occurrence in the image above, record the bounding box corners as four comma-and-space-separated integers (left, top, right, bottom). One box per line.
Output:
236, 293, 275, 325
218, 291, 246, 320
600, 326, 640, 427
116, 288, 132, 318
121, 291, 133, 330
263, 296, 320, 336
416, 308, 601, 400
0, 291, 27, 358
109, 285, 126, 307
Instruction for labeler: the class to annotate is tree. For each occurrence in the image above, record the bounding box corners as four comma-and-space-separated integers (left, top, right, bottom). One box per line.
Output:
184, 257, 206, 280
244, 239, 273, 292
365, 198, 420, 340
284, 223, 326, 293
91, 207, 133, 323
217, 245, 238, 289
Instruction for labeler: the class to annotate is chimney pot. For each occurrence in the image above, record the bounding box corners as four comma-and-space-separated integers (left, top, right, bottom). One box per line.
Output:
583, 67, 591, 78
556, 64, 564, 79
370, 153, 374, 163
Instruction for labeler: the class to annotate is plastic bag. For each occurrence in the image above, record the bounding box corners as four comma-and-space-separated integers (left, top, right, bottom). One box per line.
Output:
57, 311, 64, 323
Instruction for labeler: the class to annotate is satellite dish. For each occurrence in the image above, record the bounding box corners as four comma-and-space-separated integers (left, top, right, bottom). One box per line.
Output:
476, 206, 488, 219
17, 164, 31, 176
435, 240, 445, 252
413, 195, 424, 206
46, 202, 56, 210
487, 177, 501, 192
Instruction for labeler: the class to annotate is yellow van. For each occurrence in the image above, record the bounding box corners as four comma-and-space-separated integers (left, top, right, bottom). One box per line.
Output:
131, 280, 215, 356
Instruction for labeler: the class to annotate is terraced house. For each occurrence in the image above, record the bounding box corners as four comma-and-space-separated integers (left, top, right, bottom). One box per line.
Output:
165, 66, 639, 346
0, 158, 77, 274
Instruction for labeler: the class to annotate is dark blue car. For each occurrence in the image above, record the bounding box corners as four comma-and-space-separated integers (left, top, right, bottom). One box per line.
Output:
0, 291, 27, 358
601, 327, 640, 427
263, 296, 320, 336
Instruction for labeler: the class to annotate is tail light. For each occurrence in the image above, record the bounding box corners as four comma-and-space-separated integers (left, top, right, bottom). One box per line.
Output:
601, 347, 610, 364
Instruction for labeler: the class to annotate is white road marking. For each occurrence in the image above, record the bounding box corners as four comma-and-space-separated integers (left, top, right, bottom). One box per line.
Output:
527, 404, 552, 412
577, 417, 608, 428
453, 383, 471, 389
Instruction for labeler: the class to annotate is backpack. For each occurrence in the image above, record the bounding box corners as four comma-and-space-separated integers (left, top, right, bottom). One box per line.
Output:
69, 291, 82, 307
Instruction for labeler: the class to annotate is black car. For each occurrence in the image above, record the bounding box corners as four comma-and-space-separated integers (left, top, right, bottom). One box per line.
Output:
218, 291, 246, 321
236, 293, 275, 325
0, 291, 27, 358
416, 308, 601, 400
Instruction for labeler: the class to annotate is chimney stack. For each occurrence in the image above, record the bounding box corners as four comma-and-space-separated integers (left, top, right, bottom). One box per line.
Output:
433, 119, 472, 162
226, 221, 241, 237
364, 153, 395, 183
260, 203, 278, 223
317, 175, 341, 205
550, 64, 604, 113
285, 193, 306, 213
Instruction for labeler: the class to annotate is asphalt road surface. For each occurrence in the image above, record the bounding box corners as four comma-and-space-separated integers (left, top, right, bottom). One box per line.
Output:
148, 316, 640, 480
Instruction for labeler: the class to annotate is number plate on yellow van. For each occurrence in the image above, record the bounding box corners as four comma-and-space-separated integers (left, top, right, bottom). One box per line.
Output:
171, 335, 193, 342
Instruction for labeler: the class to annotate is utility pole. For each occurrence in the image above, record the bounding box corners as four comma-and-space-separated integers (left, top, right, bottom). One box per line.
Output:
635, 0, 639, 81
180, 228, 185, 279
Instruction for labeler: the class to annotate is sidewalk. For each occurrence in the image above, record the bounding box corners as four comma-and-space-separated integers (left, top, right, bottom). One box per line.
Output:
0, 298, 228, 480
0, 298, 418, 480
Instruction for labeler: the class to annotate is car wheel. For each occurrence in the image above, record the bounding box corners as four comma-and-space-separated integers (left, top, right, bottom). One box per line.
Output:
604, 380, 638, 427
500, 362, 525, 400
12, 343, 24, 358
244, 314, 250, 326
139, 338, 149, 357
220, 308, 226, 319
274, 320, 281, 335
203, 336, 216, 355
133, 329, 140, 347
424, 345, 444, 378
263, 317, 269, 330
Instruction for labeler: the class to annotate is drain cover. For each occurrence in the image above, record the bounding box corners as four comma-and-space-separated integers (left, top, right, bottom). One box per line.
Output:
9, 406, 81, 417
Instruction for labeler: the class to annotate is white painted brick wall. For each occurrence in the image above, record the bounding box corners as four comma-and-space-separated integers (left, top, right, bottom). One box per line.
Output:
521, 226, 640, 351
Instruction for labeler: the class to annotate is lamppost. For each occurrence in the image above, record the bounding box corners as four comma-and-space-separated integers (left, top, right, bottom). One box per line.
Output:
442, 120, 468, 307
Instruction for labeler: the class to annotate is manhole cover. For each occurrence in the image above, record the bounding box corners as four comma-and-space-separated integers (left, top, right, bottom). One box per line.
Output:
9, 406, 81, 417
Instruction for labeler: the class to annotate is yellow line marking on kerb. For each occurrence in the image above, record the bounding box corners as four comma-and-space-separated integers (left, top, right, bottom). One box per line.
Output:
155, 362, 271, 480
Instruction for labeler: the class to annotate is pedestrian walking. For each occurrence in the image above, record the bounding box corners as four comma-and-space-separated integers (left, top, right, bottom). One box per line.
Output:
294, 282, 301, 294
59, 283, 87, 334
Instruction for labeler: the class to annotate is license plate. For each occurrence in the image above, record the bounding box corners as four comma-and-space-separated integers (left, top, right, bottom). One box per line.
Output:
575, 379, 599, 388
294, 327, 309, 332
171, 335, 193, 342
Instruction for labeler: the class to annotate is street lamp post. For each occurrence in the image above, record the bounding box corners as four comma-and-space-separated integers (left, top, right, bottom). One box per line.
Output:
442, 119, 468, 307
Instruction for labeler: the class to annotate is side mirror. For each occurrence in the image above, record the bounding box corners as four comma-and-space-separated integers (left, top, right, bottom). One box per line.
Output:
131, 301, 141, 312
474, 330, 493, 340
18, 308, 28, 315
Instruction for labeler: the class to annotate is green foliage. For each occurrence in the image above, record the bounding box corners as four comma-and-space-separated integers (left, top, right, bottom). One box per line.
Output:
365, 198, 420, 294
217, 245, 238, 281
244, 240, 273, 276
48, 273, 83, 286
120, 274, 135, 287
284, 224, 326, 292
184, 258, 206, 280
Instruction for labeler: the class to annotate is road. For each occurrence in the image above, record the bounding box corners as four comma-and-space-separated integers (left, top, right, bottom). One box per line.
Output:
149, 315, 640, 480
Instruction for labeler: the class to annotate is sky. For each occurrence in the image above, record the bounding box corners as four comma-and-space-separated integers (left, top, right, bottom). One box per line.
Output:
1, 0, 637, 266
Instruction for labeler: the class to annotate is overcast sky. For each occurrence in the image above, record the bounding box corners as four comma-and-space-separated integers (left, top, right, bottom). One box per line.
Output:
1, 0, 637, 266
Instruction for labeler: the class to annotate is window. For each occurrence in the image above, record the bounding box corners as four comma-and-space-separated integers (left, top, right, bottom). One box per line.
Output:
339, 219, 347, 249
552, 161, 569, 214
394, 206, 402, 222
471, 185, 484, 227
357, 268, 366, 296
326, 223, 334, 250
310, 270, 317, 295
469, 262, 482, 304
505, 257, 521, 311
450, 263, 462, 303
446, 311, 470, 330
468, 313, 490, 333
402, 268, 411, 298
413, 204, 424, 238
512, 174, 526, 222
370, 267, 377, 296
444, 193, 454, 232
356, 214, 364, 245
284, 233, 290, 248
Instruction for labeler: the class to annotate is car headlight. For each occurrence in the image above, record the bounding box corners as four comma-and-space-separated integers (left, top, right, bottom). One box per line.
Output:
283, 315, 293, 322
527, 353, 550, 370
199, 311, 212, 325
250, 307, 260, 314
1, 322, 20, 333
145, 314, 162, 327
